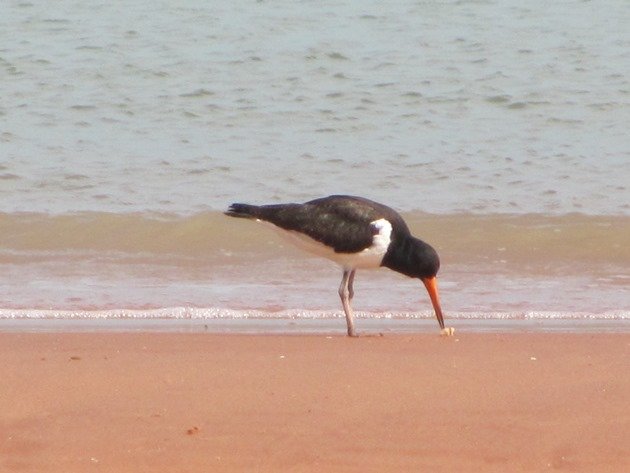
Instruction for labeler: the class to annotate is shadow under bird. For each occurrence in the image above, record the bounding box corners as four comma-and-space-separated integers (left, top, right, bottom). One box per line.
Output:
225, 195, 454, 337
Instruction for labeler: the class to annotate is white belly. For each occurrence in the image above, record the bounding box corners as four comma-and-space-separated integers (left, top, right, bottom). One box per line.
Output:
270, 218, 393, 270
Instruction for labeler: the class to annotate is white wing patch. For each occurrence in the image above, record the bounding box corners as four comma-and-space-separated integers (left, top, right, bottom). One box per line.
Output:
365, 218, 393, 261
270, 218, 393, 270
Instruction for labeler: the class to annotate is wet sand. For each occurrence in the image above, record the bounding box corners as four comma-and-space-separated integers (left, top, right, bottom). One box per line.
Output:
0, 332, 628, 472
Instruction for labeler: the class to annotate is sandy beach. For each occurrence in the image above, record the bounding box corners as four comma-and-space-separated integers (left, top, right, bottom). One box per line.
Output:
0, 332, 628, 472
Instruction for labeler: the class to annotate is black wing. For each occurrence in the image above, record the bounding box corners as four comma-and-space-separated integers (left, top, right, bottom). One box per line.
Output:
232, 195, 409, 254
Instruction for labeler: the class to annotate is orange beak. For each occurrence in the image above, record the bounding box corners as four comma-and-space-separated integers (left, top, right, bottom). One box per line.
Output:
422, 276, 445, 330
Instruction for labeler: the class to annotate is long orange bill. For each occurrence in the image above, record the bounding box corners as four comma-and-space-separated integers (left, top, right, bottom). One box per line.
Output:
422, 276, 445, 330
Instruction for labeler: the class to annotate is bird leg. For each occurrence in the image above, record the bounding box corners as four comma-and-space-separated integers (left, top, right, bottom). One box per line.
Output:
339, 269, 357, 337
347, 269, 356, 300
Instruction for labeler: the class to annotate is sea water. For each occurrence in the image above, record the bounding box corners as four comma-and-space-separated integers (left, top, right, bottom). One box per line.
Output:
1, 1, 628, 327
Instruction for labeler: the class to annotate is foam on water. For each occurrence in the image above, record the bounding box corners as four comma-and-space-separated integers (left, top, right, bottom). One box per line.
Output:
0, 307, 627, 320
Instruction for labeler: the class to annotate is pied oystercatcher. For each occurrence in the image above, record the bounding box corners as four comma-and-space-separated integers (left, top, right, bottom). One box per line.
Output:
225, 195, 453, 336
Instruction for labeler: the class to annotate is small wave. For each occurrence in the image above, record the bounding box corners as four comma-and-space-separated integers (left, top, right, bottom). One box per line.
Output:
0, 211, 628, 271
485, 95, 511, 104
327, 52, 349, 61
179, 88, 215, 98
0, 173, 21, 181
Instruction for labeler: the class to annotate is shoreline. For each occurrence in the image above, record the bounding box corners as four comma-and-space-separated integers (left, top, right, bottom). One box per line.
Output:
0, 317, 628, 334
1, 332, 628, 472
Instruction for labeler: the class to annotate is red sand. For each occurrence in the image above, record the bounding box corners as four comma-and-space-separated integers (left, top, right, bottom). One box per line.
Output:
0, 332, 628, 472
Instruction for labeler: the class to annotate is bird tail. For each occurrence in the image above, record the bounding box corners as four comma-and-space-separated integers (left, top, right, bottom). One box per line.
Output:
224, 203, 261, 219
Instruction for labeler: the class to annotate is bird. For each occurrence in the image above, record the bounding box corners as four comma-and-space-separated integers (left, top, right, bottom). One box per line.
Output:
225, 195, 454, 337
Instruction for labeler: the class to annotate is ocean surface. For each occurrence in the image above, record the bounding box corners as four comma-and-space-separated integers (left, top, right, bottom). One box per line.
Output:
1, 0, 628, 328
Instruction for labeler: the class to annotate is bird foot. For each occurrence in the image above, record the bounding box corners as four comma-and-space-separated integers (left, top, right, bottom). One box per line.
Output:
440, 327, 455, 337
